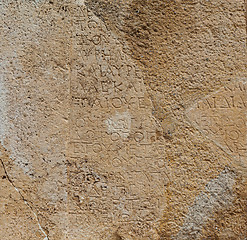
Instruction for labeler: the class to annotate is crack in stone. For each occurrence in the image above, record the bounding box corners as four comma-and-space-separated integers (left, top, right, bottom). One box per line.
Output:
0, 158, 49, 240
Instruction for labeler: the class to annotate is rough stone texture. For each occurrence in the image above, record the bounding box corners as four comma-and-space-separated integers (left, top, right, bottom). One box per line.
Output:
0, 0, 246, 239
186, 80, 247, 171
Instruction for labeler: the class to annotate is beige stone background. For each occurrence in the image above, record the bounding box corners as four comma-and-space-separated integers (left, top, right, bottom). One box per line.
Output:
0, 0, 246, 239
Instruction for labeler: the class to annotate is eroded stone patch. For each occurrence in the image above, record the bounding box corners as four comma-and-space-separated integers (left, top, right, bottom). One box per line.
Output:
105, 111, 132, 138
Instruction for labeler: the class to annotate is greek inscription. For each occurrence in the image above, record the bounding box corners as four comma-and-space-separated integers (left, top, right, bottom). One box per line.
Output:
187, 80, 247, 159
67, 6, 166, 237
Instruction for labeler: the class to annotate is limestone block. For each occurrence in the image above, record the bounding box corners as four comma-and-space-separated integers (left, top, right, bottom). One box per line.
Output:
0, 0, 246, 239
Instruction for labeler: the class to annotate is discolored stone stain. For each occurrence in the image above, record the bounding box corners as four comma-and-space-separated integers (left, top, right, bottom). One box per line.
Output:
105, 111, 132, 138
200, 175, 247, 240
85, 0, 247, 239
174, 168, 236, 239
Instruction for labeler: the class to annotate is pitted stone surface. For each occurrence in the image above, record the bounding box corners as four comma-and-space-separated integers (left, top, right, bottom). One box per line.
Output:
0, 0, 246, 239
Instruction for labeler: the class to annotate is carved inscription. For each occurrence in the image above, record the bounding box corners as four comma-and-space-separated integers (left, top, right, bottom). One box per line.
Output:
186, 80, 246, 166
67, 5, 168, 238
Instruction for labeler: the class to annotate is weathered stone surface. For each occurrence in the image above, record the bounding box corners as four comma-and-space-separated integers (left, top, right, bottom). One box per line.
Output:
0, 148, 47, 240
186, 80, 247, 171
0, 0, 246, 239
